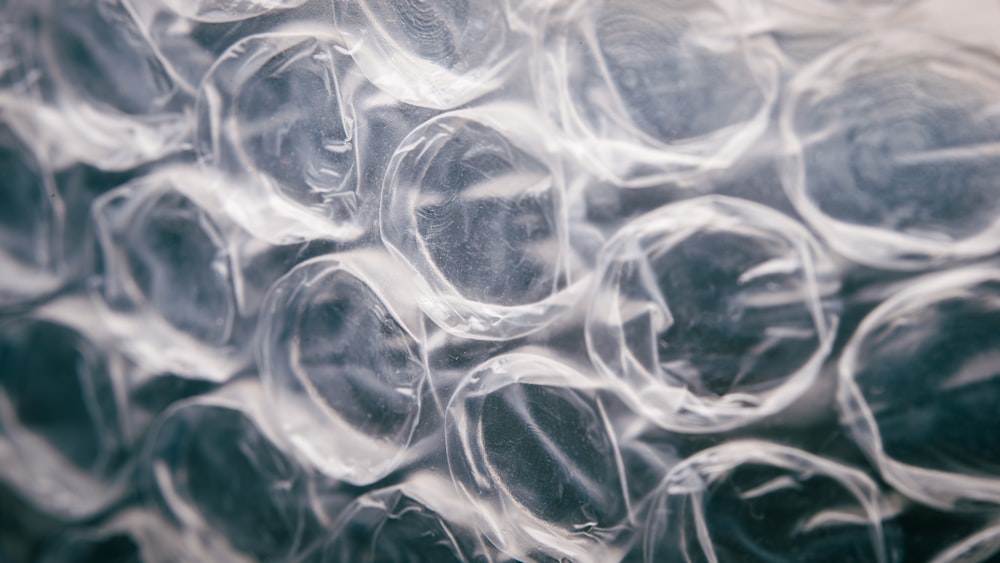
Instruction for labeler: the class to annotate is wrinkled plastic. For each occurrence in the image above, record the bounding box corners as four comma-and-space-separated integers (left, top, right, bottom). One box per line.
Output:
2, 1, 999, 561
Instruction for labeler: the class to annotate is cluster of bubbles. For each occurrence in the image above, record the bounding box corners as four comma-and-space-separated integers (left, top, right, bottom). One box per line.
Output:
3, 0, 1000, 561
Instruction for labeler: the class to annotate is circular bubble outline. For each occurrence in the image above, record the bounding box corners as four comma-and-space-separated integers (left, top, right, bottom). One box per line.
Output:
586, 195, 840, 433
839, 265, 1000, 509
380, 104, 589, 341
0, 316, 131, 520
90, 170, 243, 382
195, 29, 367, 244
536, 0, 779, 188
332, 0, 526, 109
780, 31, 1000, 270
0, 125, 65, 309
444, 352, 629, 562
643, 440, 889, 563
142, 381, 311, 561
256, 254, 427, 486
314, 485, 475, 561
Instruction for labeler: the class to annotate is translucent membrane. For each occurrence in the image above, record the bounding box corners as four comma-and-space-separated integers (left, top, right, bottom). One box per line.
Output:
644, 441, 891, 563
381, 106, 587, 340
782, 31, 1000, 270
929, 521, 1000, 563
196, 30, 368, 244
0, 125, 63, 308
37, 509, 189, 563
258, 255, 426, 485
332, 0, 525, 109
446, 353, 630, 562
0, 315, 128, 519
309, 482, 495, 563
92, 171, 242, 381
145, 382, 315, 562
587, 195, 839, 433
538, 0, 776, 187
839, 266, 1000, 509
0, 0, 189, 170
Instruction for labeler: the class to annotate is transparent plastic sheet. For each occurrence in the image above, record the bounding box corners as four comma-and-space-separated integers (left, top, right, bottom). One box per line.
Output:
35, 509, 190, 563
91, 169, 249, 381
3, 0, 1000, 561
330, 0, 531, 110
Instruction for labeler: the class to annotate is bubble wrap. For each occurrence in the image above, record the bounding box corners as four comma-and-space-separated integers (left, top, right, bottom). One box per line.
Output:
2, 0, 1000, 561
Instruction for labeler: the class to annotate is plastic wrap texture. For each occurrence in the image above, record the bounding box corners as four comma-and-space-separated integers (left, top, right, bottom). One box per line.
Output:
2, 0, 1000, 561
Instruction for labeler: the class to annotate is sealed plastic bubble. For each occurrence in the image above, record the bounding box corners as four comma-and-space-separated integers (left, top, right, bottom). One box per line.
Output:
258, 255, 426, 485
0, 0, 189, 170
839, 266, 1000, 509
446, 353, 630, 562
645, 441, 892, 563
308, 483, 496, 563
0, 125, 63, 308
538, 0, 776, 187
163, 0, 311, 22
381, 105, 588, 340
929, 521, 1000, 563
332, 0, 526, 109
36, 509, 189, 563
0, 317, 129, 519
196, 30, 368, 243
587, 195, 839, 433
782, 32, 1000, 270
91, 171, 242, 381
145, 381, 316, 562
